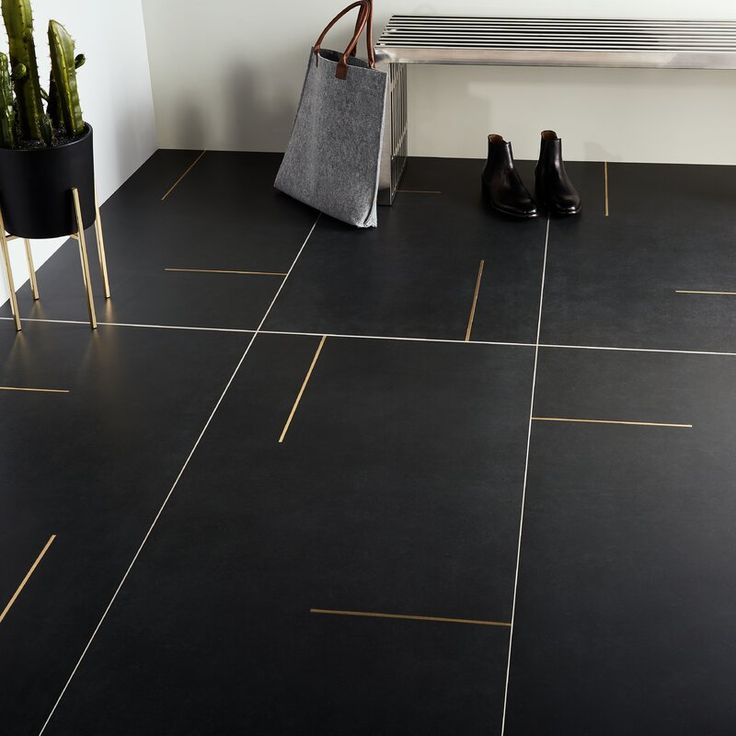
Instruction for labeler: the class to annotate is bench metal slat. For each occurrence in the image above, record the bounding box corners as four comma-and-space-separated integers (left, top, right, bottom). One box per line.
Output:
380, 38, 736, 48
386, 16, 736, 24
379, 38, 736, 46
381, 30, 736, 38
379, 42, 736, 48
376, 15, 736, 68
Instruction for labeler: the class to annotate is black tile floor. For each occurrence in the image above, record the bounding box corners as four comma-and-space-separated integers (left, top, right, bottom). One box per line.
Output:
1, 150, 736, 735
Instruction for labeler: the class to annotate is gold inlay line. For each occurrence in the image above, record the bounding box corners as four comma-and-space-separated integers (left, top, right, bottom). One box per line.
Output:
310, 608, 511, 628
161, 150, 207, 201
604, 161, 609, 217
676, 290, 736, 296
0, 386, 69, 394
165, 267, 287, 277
465, 259, 485, 342
533, 417, 692, 429
279, 336, 327, 444
397, 189, 443, 195
0, 535, 57, 624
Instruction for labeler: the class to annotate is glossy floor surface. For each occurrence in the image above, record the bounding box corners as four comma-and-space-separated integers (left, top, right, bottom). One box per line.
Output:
2, 152, 736, 735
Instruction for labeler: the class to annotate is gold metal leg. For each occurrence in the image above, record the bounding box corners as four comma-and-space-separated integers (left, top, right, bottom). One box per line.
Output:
72, 233, 87, 289
24, 238, 40, 300
72, 188, 97, 329
0, 209, 21, 331
94, 190, 111, 299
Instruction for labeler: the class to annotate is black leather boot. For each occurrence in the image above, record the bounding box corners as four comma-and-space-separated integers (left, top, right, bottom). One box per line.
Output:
481, 134, 538, 219
535, 130, 581, 216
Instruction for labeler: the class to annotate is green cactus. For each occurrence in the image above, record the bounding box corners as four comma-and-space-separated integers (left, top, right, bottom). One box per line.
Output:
1, 0, 52, 144
0, 52, 16, 148
48, 19, 84, 136
46, 76, 60, 128
0, 1, 87, 148
49, 52, 85, 127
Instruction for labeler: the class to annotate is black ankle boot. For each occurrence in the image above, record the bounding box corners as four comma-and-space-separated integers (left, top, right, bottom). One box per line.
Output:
535, 130, 581, 216
481, 134, 538, 219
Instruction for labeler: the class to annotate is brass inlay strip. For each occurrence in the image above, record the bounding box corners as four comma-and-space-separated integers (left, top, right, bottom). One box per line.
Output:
161, 150, 207, 201
604, 161, 609, 217
0, 386, 69, 394
165, 267, 287, 277
676, 290, 736, 296
465, 259, 485, 342
533, 416, 692, 429
310, 608, 511, 628
0, 535, 56, 624
397, 189, 442, 194
279, 336, 327, 444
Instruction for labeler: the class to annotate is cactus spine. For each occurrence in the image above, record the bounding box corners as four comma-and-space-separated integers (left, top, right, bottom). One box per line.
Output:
0, 52, 16, 148
1, 0, 51, 144
48, 20, 84, 136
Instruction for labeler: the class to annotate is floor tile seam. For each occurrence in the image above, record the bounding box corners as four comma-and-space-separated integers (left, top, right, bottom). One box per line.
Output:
0, 316, 535, 346
500, 217, 550, 735
36, 213, 322, 735
6, 319, 736, 358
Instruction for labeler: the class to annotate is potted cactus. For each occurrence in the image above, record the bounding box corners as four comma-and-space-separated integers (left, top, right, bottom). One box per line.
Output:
0, 0, 95, 238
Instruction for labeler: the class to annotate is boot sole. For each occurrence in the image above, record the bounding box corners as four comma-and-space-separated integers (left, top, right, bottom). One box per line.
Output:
482, 180, 540, 219
535, 187, 582, 217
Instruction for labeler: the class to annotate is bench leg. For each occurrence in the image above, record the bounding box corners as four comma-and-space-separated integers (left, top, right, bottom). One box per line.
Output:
378, 62, 408, 206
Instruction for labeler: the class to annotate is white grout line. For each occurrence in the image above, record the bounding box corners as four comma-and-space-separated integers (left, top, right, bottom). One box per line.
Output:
309, 607, 510, 627
164, 268, 288, 277
0, 316, 90, 327
264, 330, 533, 349
0, 316, 256, 334
5, 320, 736, 359
538, 342, 736, 359
532, 416, 692, 429
0, 315, 533, 347
98, 321, 255, 334
37, 214, 321, 735
500, 217, 550, 736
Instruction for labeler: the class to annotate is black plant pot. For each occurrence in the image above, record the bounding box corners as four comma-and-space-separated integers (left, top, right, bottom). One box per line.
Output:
0, 123, 96, 239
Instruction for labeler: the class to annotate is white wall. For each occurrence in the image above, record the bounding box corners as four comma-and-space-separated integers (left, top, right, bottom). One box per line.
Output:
142, 0, 736, 165
0, 0, 157, 306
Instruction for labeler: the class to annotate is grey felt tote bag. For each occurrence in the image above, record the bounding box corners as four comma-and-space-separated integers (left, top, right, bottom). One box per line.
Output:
275, 1, 387, 228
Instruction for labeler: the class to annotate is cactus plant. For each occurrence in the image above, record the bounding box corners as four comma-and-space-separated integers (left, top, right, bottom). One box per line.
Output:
48, 20, 83, 136
0, 0, 86, 148
0, 51, 16, 148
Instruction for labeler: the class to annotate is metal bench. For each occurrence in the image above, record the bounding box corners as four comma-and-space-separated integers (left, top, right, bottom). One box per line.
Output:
375, 16, 736, 204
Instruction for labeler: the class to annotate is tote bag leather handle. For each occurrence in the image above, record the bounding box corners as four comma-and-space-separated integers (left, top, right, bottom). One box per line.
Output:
349, 1, 372, 59
313, 0, 376, 80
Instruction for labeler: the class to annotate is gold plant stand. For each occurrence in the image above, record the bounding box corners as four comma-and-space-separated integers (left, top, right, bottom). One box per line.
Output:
0, 187, 111, 331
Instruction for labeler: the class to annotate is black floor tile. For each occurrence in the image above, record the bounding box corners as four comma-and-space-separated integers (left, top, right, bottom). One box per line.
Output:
504, 347, 736, 736
266, 157, 546, 343
542, 161, 736, 352
0, 321, 247, 735
42, 335, 535, 735
6, 151, 736, 734
1, 151, 317, 330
